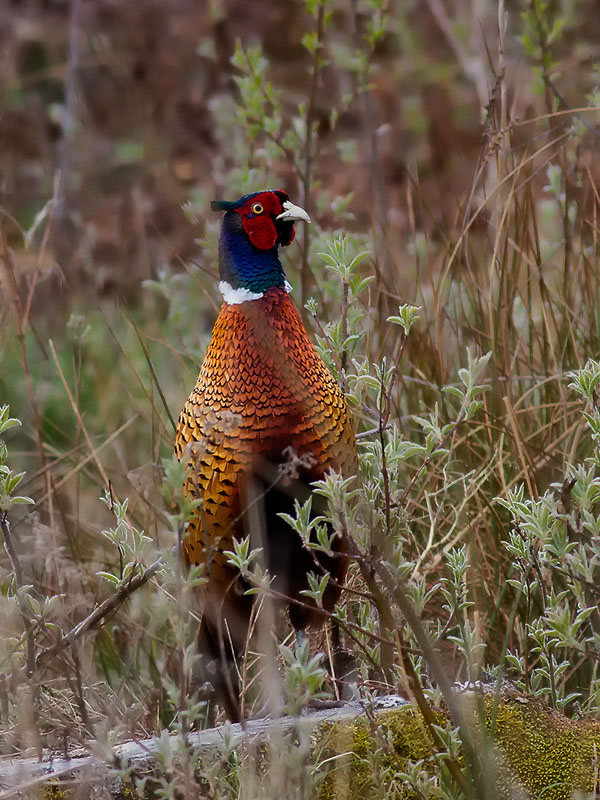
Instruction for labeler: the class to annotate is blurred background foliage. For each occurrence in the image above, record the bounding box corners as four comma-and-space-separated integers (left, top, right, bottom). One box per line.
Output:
1, 0, 597, 505
2, 0, 600, 791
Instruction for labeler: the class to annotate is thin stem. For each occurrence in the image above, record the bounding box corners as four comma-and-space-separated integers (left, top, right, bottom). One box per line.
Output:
300, 2, 326, 308
377, 369, 392, 541
0, 228, 50, 523
340, 280, 349, 374
1, 511, 36, 677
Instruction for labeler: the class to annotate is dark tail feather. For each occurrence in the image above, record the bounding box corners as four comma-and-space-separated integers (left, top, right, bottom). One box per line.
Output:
196, 595, 249, 722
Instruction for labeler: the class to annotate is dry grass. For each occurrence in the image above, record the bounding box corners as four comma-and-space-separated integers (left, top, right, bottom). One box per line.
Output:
1, 1, 600, 797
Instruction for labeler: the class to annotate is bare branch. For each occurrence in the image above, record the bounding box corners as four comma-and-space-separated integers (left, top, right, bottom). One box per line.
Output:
33, 558, 163, 674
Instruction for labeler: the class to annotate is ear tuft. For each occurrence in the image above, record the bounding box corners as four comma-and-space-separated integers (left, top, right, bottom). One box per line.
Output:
211, 200, 238, 212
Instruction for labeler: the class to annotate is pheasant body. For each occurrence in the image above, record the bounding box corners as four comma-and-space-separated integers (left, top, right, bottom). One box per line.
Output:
175, 190, 356, 718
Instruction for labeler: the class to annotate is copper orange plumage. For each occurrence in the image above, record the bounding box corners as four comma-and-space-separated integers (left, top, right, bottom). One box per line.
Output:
175, 190, 357, 719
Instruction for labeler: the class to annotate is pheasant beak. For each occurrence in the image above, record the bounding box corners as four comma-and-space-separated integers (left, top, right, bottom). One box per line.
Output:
276, 200, 311, 224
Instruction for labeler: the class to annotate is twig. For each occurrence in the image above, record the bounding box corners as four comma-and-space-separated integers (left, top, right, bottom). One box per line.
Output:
337, 513, 477, 797
377, 362, 392, 540
542, 79, 600, 135
33, 557, 163, 674
374, 560, 479, 798
340, 280, 349, 374
55, 0, 82, 214
300, 3, 326, 307
259, 583, 394, 652
397, 630, 471, 797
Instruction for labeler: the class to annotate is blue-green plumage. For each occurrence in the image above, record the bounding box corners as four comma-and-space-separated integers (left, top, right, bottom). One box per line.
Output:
212, 190, 297, 293
218, 211, 287, 292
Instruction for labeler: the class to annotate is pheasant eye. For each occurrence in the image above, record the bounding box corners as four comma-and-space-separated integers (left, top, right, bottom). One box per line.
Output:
251, 202, 264, 215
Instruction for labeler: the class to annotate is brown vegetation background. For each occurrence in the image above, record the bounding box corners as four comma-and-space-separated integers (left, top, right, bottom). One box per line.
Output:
2, 0, 595, 309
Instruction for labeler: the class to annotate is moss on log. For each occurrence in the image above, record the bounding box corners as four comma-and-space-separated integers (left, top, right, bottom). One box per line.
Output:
315, 689, 600, 799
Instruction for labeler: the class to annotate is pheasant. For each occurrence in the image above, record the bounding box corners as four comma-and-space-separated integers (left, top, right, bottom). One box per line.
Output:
175, 189, 357, 720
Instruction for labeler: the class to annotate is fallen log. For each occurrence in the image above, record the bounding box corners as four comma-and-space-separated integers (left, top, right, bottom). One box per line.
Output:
1, 688, 599, 800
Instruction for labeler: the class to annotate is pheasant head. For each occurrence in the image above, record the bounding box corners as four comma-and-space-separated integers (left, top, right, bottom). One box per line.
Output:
211, 190, 310, 302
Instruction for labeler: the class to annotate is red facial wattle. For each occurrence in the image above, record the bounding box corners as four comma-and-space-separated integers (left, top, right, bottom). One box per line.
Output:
243, 214, 279, 250
236, 191, 296, 250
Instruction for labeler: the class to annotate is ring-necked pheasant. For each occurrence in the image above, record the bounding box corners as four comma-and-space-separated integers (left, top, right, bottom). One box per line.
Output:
175, 189, 357, 720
